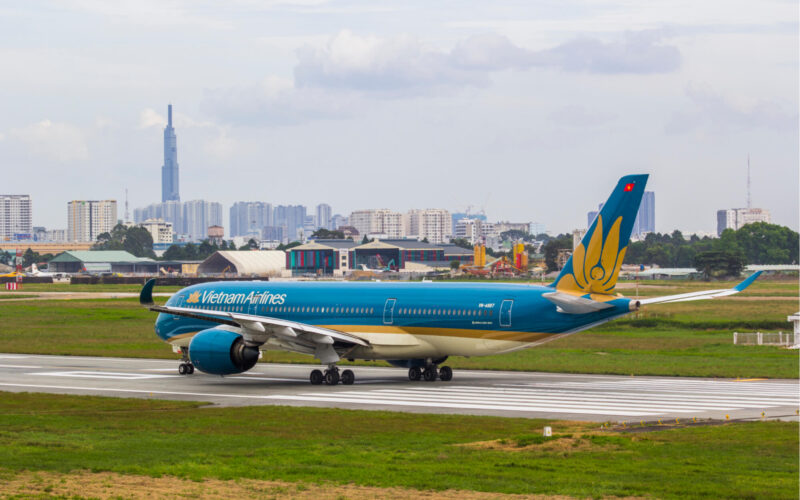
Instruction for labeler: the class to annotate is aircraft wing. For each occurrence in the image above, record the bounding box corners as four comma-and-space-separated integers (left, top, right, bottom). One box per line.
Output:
639, 271, 762, 305
139, 279, 369, 348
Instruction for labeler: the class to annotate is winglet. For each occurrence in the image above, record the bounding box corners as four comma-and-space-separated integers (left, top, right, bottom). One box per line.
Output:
140, 278, 156, 306
734, 271, 762, 292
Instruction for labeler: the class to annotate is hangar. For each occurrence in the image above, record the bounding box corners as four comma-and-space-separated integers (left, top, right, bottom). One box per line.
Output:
197, 250, 286, 277
47, 251, 155, 274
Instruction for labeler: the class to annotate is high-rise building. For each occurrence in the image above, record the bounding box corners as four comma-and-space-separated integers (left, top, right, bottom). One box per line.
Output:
529, 222, 546, 236
134, 200, 183, 237
330, 214, 348, 230
182, 200, 222, 241
633, 191, 655, 235
67, 200, 117, 242
0, 195, 32, 240
451, 212, 486, 230
275, 205, 307, 242
349, 209, 406, 239
716, 208, 771, 236
161, 104, 180, 202
139, 218, 173, 244
230, 202, 273, 238
316, 203, 332, 230
406, 209, 452, 244
454, 218, 494, 245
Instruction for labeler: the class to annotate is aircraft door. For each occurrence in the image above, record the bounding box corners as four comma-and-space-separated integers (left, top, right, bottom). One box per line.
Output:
383, 298, 397, 325
499, 299, 513, 328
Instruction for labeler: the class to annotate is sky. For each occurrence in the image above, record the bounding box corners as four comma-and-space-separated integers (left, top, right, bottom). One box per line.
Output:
0, 0, 797, 235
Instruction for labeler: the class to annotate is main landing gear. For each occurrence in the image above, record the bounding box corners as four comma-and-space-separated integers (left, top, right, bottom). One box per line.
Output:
310, 365, 355, 386
408, 363, 452, 382
177, 349, 194, 375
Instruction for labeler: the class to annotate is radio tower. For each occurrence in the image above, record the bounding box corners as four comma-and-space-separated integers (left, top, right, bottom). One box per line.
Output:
746, 154, 751, 209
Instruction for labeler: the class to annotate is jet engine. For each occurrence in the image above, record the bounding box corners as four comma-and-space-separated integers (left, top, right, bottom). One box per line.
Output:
188, 328, 259, 375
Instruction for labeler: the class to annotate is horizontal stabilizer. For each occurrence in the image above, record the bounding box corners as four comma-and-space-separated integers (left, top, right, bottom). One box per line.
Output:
542, 291, 615, 314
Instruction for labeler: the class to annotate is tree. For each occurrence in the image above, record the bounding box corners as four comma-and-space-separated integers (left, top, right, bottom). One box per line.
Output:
277, 241, 302, 251
499, 230, 531, 242
311, 228, 345, 239
693, 250, 745, 279
450, 260, 461, 271
449, 238, 473, 250
238, 238, 258, 250
543, 234, 572, 272
92, 223, 155, 258
0, 250, 12, 266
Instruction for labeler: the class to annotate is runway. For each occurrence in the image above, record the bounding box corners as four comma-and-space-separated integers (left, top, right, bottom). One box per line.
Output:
0, 353, 797, 422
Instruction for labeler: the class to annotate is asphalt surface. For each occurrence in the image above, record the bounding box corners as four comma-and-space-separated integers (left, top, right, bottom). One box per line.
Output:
0, 353, 797, 422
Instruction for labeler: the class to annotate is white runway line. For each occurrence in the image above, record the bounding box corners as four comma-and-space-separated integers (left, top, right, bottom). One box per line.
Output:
0, 364, 42, 369
28, 371, 174, 380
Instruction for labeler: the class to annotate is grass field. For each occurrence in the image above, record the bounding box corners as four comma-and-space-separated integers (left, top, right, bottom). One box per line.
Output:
0, 279, 796, 378
0, 392, 796, 499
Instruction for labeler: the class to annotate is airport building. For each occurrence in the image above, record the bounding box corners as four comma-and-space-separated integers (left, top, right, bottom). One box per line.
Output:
286, 239, 474, 275
67, 200, 117, 242
717, 208, 771, 236
197, 250, 286, 276
0, 194, 32, 240
48, 250, 152, 274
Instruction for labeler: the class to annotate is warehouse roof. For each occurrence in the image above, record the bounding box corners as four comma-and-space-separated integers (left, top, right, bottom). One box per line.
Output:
294, 239, 358, 251
357, 239, 442, 251
440, 244, 473, 256
49, 250, 145, 263
197, 250, 286, 275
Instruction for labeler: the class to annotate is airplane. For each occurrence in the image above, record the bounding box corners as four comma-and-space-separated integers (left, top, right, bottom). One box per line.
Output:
140, 174, 762, 384
28, 263, 59, 278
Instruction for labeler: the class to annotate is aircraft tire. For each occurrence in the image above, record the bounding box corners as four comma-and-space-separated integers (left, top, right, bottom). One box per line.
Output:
408, 367, 422, 381
187, 364, 195, 375
423, 367, 437, 382
310, 369, 324, 385
438, 366, 453, 382
325, 369, 340, 385
178, 363, 188, 375
341, 369, 355, 385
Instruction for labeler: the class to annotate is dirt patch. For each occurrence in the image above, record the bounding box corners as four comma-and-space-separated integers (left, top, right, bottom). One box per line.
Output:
0, 470, 563, 499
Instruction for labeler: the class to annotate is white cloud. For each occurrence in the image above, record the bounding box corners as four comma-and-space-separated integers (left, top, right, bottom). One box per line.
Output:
9, 120, 89, 162
665, 83, 798, 134
548, 105, 617, 127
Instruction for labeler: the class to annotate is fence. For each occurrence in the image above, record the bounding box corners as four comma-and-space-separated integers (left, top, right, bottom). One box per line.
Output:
733, 332, 799, 346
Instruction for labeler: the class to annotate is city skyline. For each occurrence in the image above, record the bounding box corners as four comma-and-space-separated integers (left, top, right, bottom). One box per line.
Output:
0, 2, 796, 235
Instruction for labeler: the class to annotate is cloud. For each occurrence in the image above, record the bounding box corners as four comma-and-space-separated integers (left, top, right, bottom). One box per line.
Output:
9, 119, 88, 162
665, 83, 798, 134
206, 30, 682, 126
204, 76, 355, 126
548, 105, 617, 127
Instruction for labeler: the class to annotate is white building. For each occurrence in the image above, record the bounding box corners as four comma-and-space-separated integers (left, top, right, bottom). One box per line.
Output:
67, 200, 117, 242
0, 194, 32, 240
139, 218, 173, 244
316, 203, 332, 230
406, 209, 452, 244
454, 218, 495, 245
349, 209, 406, 239
716, 208, 771, 236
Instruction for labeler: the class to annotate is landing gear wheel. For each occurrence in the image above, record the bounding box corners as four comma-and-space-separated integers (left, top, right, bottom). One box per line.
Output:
438, 365, 453, 382
325, 369, 340, 385
186, 364, 195, 375
310, 369, 324, 385
408, 366, 422, 381
423, 367, 438, 382
341, 369, 355, 385
178, 363, 188, 375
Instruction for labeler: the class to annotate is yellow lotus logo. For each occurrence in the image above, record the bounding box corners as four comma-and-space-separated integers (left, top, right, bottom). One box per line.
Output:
186, 291, 201, 304
557, 214, 626, 295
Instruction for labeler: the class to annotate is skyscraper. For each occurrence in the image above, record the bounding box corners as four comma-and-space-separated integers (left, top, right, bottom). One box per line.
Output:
632, 191, 655, 236
230, 202, 273, 237
315, 203, 332, 230
161, 104, 180, 202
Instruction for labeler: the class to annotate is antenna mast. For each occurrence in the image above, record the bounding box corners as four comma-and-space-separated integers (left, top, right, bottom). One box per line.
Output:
747, 154, 751, 209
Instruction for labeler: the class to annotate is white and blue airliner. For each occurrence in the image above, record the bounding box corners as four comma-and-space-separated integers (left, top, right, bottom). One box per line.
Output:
140, 175, 760, 385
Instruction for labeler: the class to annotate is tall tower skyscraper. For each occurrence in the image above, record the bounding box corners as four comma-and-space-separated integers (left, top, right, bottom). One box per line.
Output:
161, 104, 180, 202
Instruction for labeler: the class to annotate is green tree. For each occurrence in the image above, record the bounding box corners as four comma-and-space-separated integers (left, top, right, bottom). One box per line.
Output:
93, 223, 155, 258
449, 238, 473, 250
311, 228, 345, 239
450, 260, 461, 271
543, 234, 572, 272
694, 250, 745, 279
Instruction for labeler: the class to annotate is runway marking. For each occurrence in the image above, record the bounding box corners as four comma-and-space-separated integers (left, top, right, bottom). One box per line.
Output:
28, 371, 174, 380
0, 364, 42, 369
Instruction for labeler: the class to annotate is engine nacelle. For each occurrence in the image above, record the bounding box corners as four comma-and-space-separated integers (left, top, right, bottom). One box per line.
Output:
188, 328, 259, 375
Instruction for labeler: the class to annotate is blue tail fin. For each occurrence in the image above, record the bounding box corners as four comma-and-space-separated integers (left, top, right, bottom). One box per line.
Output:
552, 174, 649, 295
